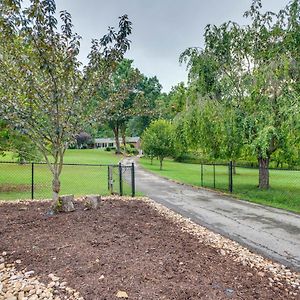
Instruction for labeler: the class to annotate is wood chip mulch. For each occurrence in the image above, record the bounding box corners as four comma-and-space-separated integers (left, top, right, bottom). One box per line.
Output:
0, 197, 299, 300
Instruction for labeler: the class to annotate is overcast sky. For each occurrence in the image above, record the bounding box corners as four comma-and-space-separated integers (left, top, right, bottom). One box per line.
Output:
55, 0, 288, 92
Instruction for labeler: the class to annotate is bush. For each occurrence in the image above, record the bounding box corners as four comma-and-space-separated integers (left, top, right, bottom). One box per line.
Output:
122, 144, 138, 155
128, 147, 138, 155
105, 147, 111, 151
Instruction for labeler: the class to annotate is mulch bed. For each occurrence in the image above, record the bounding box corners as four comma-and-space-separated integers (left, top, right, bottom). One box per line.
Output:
0, 198, 298, 300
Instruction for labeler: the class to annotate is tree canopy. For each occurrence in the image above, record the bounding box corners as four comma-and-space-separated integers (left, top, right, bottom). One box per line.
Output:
142, 120, 175, 170
177, 0, 300, 188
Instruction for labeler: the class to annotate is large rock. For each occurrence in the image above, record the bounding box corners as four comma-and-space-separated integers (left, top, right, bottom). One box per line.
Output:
53, 195, 75, 213
84, 195, 101, 209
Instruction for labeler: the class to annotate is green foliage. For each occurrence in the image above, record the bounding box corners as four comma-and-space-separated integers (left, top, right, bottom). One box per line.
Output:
93, 59, 145, 153
121, 144, 138, 155
126, 75, 162, 136
0, 120, 40, 162
0, 120, 9, 155
179, 0, 300, 188
142, 120, 175, 169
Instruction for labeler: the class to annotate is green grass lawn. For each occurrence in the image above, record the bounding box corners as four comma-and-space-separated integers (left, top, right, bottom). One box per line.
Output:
0, 149, 131, 200
140, 157, 300, 214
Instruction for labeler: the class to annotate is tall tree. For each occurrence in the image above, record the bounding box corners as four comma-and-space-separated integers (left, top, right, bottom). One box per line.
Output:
127, 75, 162, 136
94, 59, 145, 154
181, 0, 300, 189
0, 0, 132, 208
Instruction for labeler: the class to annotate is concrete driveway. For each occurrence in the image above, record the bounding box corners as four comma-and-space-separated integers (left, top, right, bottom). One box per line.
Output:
123, 158, 300, 271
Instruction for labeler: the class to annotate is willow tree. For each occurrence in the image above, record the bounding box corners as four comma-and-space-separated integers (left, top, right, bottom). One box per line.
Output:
181, 0, 300, 189
0, 0, 132, 207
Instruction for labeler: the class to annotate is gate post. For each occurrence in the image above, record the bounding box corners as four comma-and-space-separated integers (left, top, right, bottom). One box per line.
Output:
108, 166, 113, 193
131, 162, 135, 197
118, 162, 123, 196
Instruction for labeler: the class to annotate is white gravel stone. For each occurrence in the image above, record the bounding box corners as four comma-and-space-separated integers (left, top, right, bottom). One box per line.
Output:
0, 258, 83, 300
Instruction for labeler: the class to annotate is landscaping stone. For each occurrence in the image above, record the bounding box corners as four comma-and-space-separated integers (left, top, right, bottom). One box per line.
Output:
58, 195, 75, 213
84, 195, 101, 209
116, 290, 128, 298
0, 258, 83, 300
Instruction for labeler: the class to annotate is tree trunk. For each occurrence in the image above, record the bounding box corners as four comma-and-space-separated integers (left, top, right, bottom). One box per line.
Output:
52, 170, 61, 206
113, 126, 121, 154
121, 126, 126, 148
150, 156, 153, 165
258, 157, 270, 189
232, 160, 237, 175
121, 125, 126, 151
159, 157, 163, 170
49, 168, 60, 215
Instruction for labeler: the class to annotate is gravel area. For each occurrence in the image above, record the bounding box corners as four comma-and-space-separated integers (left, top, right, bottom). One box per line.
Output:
0, 254, 83, 300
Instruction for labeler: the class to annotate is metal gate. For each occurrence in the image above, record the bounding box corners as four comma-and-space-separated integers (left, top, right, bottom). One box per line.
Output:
108, 162, 135, 197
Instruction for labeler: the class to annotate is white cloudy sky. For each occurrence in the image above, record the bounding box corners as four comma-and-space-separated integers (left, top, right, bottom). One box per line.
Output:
54, 0, 288, 92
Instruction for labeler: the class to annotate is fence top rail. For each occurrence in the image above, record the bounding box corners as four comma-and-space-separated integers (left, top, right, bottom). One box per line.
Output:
201, 162, 300, 172
0, 161, 134, 168
202, 163, 228, 167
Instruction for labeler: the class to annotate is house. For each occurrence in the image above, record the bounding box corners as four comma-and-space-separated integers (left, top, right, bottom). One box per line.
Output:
94, 137, 141, 149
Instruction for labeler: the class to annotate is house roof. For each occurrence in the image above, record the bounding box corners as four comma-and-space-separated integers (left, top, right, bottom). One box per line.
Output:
94, 137, 140, 143
94, 138, 115, 143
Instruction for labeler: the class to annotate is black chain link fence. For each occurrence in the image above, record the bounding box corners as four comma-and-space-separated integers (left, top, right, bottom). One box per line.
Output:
200, 162, 300, 212
0, 162, 135, 201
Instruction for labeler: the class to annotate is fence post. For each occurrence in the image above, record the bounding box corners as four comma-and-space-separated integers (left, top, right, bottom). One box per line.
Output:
31, 162, 34, 200
131, 162, 135, 197
107, 166, 109, 191
201, 164, 203, 187
229, 161, 233, 193
118, 162, 123, 196
213, 163, 216, 189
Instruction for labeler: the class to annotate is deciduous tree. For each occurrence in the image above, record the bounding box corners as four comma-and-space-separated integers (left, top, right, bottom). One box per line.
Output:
142, 120, 174, 170
0, 0, 132, 208
180, 0, 300, 189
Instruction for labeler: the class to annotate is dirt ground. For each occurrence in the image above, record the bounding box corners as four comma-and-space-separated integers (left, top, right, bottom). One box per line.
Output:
0, 198, 298, 300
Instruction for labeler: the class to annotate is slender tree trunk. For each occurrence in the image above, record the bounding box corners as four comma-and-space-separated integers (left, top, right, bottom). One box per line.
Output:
232, 160, 236, 175
150, 156, 153, 165
258, 157, 270, 189
50, 148, 65, 208
52, 169, 61, 203
159, 157, 163, 170
113, 126, 121, 154
121, 125, 126, 154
